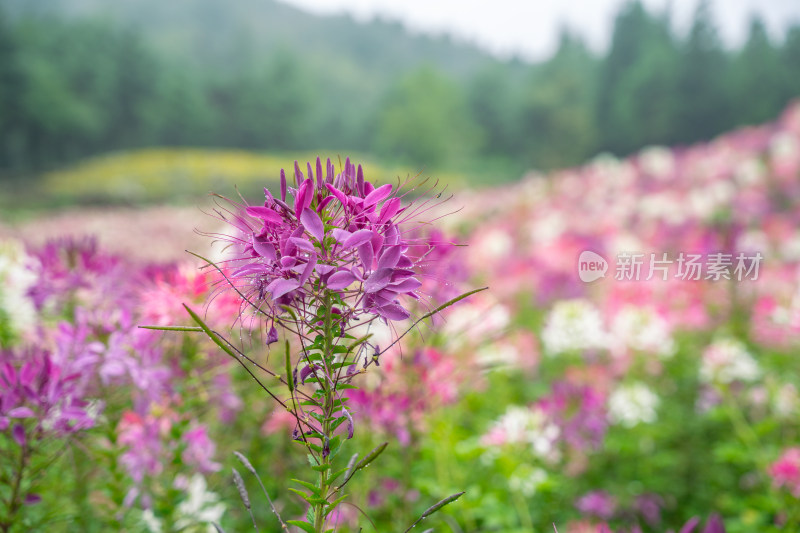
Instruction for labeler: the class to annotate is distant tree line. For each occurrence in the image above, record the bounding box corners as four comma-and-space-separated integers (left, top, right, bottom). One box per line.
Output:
1, 0, 799, 178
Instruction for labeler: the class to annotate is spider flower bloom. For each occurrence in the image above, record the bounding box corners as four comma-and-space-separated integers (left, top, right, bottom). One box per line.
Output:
768, 447, 800, 497
0, 346, 99, 439
210, 157, 445, 331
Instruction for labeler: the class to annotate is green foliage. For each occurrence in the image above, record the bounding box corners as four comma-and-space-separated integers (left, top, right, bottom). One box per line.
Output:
374, 66, 482, 167
674, 0, 733, 144
1, 0, 800, 181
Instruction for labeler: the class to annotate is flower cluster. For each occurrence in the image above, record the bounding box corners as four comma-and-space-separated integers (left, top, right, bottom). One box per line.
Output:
1, 346, 98, 444
216, 157, 439, 331
769, 447, 800, 498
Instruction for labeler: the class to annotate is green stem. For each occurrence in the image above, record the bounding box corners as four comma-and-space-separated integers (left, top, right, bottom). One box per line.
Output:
512, 490, 534, 531
313, 291, 335, 533
1, 434, 30, 533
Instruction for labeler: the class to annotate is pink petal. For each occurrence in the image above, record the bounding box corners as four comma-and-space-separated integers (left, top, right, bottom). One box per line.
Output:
343, 229, 375, 249
8, 407, 35, 418
252, 240, 276, 261
331, 229, 351, 243
325, 183, 348, 206
377, 304, 411, 321
315, 264, 335, 276
245, 206, 282, 225
327, 271, 357, 290
357, 241, 374, 270
379, 198, 402, 224
387, 277, 422, 293
288, 237, 315, 253
266, 278, 301, 299
300, 208, 325, 242
299, 254, 317, 284
364, 183, 393, 207
12, 424, 25, 447
377, 246, 402, 270
364, 268, 393, 293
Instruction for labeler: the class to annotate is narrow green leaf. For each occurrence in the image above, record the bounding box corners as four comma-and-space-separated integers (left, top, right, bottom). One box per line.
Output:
324, 494, 349, 517
291, 479, 321, 496
286, 520, 315, 533
138, 325, 204, 332
287, 487, 312, 502
328, 467, 347, 484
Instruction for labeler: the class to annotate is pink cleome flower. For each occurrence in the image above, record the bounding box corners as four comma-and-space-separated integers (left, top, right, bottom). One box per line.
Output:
769, 447, 800, 497
209, 157, 448, 332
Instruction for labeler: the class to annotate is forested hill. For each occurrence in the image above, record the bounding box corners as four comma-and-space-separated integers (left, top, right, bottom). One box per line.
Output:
1, 0, 799, 182
2, 0, 518, 81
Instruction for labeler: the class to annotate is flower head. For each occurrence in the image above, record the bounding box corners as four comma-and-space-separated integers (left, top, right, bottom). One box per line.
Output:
769, 447, 800, 497
212, 158, 444, 334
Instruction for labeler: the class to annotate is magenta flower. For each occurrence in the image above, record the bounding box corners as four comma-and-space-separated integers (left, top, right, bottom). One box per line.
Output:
679, 513, 726, 533
537, 381, 608, 452
211, 157, 442, 331
0, 346, 98, 439
575, 490, 617, 520
181, 424, 222, 474
768, 447, 800, 497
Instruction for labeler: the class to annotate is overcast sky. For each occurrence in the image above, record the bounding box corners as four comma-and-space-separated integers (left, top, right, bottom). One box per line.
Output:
279, 0, 800, 61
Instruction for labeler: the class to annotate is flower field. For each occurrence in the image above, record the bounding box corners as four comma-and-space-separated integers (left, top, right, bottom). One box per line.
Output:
2, 102, 800, 532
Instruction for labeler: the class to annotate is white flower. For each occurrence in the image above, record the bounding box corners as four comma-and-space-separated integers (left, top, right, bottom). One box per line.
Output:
638, 146, 675, 180
773, 383, 800, 418
700, 338, 760, 384
475, 341, 519, 368
481, 228, 513, 258
141, 510, 163, 533
734, 157, 765, 186
541, 299, 607, 355
608, 383, 659, 427
610, 305, 675, 358
528, 212, 566, 245
482, 405, 560, 463
508, 465, 549, 497
0, 239, 38, 342
174, 474, 226, 533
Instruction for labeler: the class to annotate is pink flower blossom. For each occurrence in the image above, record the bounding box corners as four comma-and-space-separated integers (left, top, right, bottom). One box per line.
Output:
769, 447, 800, 497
